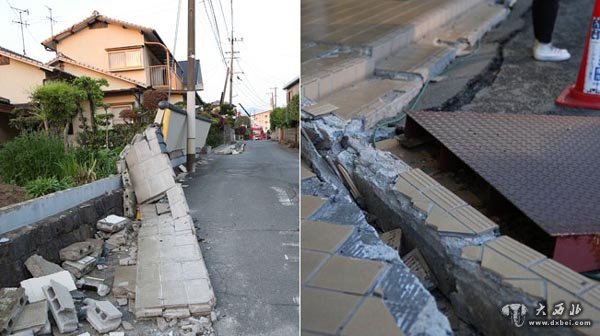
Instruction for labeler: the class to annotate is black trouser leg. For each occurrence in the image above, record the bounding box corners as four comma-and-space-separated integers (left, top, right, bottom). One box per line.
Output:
532, 0, 560, 43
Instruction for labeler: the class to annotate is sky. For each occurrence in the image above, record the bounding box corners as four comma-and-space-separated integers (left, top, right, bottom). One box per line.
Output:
0, 0, 299, 114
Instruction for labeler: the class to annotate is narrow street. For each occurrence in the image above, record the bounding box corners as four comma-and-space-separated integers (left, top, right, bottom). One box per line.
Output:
185, 141, 299, 336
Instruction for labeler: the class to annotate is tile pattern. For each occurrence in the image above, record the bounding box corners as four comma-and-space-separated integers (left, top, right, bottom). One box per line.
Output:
395, 168, 498, 236
462, 236, 600, 335
301, 195, 327, 219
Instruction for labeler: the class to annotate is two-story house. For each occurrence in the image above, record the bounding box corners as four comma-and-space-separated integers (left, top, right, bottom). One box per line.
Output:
0, 46, 72, 142
41, 11, 189, 129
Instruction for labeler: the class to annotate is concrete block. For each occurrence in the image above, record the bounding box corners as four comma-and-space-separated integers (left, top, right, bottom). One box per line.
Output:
43, 280, 78, 333
11, 301, 48, 335
59, 242, 93, 261
62, 256, 96, 278
84, 299, 122, 333
0, 288, 26, 336
112, 266, 136, 299
97, 215, 129, 233
20, 271, 76, 303
76, 276, 110, 297
24, 254, 65, 278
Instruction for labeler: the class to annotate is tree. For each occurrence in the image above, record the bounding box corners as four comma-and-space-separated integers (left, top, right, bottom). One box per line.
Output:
30, 81, 84, 149
234, 116, 251, 128
72, 76, 108, 132
270, 107, 287, 129
287, 94, 299, 126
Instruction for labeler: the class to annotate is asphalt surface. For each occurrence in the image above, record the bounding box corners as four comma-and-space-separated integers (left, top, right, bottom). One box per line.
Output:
463, 0, 600, 116
184, 140, 299, 336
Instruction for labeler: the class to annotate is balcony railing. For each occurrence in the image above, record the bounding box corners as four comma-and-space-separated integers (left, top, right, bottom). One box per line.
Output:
148, 65, 183, 90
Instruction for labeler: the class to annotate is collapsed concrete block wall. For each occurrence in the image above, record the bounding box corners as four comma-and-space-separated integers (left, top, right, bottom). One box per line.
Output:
119, 126, 216, 319
0, 191, 123, 287
302, 115, 600, 336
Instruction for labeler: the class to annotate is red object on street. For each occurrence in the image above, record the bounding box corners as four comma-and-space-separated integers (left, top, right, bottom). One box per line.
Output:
250, 125, 267, 140
556, 0, 600, 109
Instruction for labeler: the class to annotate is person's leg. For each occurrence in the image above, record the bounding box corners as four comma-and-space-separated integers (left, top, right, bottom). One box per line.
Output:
532, 0, 559, 43
532, 0, 570, 61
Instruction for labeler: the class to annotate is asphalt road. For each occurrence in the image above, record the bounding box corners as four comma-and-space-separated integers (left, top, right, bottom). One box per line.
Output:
184, 140, 299, 336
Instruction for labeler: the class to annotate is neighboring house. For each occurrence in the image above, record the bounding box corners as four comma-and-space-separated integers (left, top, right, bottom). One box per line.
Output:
41, 11, 193, 130
253, 110, 271, 133
0, 46, 70, 143
283, 77, 299, 104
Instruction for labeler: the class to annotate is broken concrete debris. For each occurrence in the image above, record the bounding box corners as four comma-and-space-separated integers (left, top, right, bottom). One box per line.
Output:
59, 242, 93, 262
402, 249, 437, 290
62, 256, 97, 279
24, 255, 65, 278
43, 280, 78, 333
20, 271, 76, 303
0, 288, 26, 336
112, 266, 136, 299
97, 215, 129, 233
84, 299, 122, 333
10, 301, 49, 335
76, 276, 110, 297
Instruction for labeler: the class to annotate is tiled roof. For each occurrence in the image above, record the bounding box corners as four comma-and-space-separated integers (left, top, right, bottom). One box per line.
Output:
0, 46, 53, 71
42, 11, 159, 51
47, 53, 147, 88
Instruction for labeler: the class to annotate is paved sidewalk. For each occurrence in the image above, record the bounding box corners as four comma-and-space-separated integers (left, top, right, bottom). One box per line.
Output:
185, 141, 299, 336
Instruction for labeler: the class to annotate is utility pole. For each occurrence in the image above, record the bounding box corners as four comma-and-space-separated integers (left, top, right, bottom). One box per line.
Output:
270, 87, 278, 108
11, 7, 29, 56
186, 0, 196, 172
226, 0, 241, 105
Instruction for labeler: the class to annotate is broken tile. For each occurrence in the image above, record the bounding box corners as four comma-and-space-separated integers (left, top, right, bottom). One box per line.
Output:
449, 206, 498, 235
461, 245, 483, 262
503, 279, 545, 299
422, 187, 466, 211
301, 221, 354, 253
301, 250, 330, 283
301, 195, 326, 218
301, 287, 360, 334
379, 229, 402, 251
341, 297, 404, 336
309, 255, 385, 295
402, 249, 436, 290
425, 206, 472, 235
400, 169, 439, 191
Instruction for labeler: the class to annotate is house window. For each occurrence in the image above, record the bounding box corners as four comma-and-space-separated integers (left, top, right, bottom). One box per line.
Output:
108, 49, 142, 70
0, 56, 9, 65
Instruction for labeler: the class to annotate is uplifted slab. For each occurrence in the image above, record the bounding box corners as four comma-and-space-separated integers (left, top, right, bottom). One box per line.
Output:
306, 78, 421, 128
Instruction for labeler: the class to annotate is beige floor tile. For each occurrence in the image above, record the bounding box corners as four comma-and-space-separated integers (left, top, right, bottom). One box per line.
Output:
461, 245, 483, 262
301, 221, 354, 253
341, 297, 404, 336
301, 287, 361, 334
423, 187, 466, 211
301, 249, 330, 283
309, 255, 385, 295
301, 163, 316, 180
481, 248, 539, 280
426, 206, 472, 235
400, 169, 439, 191
301, 195, 326, 218
503, 279, 546, 300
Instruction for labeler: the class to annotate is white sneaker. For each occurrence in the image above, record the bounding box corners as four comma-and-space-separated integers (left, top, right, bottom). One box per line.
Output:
533, 41, 571, 62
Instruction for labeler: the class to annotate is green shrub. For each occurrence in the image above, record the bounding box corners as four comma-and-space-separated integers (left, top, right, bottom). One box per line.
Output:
0, 133, 66, 185
25, 177, 73, 198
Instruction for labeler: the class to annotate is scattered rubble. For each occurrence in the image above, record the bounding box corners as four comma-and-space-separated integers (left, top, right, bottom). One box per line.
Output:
76, 276, 110, 297
97, 215, 129, 233
62, 256, 97, 279
11, 301, 49, 335
59, 242, 93, 262
84, 299, 122, 333
214, 142, 245, 155
20, 271, 76, 303
0, 287, 26, 336
24, 255, 66, 278
43, 280, 78, 333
